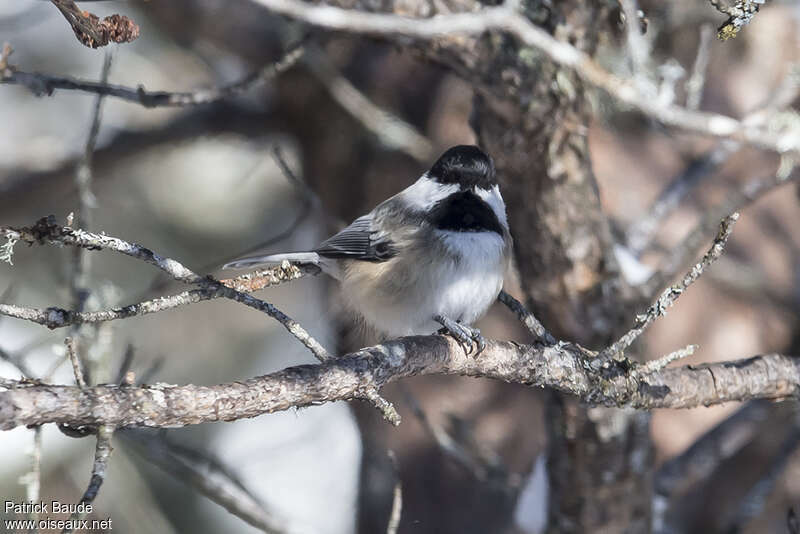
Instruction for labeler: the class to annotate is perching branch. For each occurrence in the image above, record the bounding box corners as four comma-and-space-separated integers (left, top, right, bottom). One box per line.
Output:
0, 212, 797, 431
1, 337, 799, 431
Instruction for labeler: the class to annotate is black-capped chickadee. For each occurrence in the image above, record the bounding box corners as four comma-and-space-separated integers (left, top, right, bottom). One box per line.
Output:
224, 145, 512, 353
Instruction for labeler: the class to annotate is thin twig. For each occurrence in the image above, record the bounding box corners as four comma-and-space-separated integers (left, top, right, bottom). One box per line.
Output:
62, 424, 114, 534
70, 51, 112, 385
0, 217, 329, 358
1, 43, 304, 107
636, 344, 697, 375
497, 290, 556, 344
65, 337, 87, 389
599, 213, 738, 362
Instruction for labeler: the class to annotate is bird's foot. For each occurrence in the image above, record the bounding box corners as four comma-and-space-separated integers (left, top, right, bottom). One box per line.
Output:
434, 315, 486, 355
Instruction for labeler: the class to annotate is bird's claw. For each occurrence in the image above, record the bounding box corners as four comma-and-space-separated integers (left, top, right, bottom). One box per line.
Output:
435, 315, 486, 356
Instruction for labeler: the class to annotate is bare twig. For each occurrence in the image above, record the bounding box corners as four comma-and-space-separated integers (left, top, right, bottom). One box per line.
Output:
0, 345, 35, 378
114, 344, 135, 385
1, 43, 304, 107
65, 337, 87, 389
50, 0, 139, 48
71, 51, 111, 300
122, 429, 291, 534
62, 424, 114, 534
636, 344, 698, 375
599, 213, 738, 362
69, 52, 112, 385
0, 217, 329, 360
497, 290, 556, 344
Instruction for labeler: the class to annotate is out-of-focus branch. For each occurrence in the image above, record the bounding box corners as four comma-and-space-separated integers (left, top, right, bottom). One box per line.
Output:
50, 0, 139, 48
386, 451, 402, 534
624, 141, 738, 257
653, 399, 775, 533
685, 24, 714, 110
71, 51, 111, 311
244, 0, 800, 154
626, 63, 800, 257
643, 166, 800, 298
0, 43, 304, 107
62, 425, 114, 534
3, 1, 797, 153
122, 429, 291, 534
304, 46, 434, 163
724, 421, 800, 532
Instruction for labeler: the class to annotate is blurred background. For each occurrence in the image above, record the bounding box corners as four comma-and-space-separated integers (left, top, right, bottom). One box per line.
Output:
1, 1, 799, 533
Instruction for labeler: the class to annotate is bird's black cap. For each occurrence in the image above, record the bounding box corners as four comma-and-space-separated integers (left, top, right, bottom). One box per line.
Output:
429, 145, 496, 190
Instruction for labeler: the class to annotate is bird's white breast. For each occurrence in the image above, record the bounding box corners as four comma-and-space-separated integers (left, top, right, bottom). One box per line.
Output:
340, 228, 507, 338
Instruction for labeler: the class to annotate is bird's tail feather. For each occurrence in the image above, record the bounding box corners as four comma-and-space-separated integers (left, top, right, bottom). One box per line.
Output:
222, 252, 320, 270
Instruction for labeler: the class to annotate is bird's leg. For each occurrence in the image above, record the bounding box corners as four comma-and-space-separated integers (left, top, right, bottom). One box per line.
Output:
434, 314, 486, 355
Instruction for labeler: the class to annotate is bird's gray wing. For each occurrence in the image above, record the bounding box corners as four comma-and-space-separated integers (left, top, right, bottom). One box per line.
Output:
314, 215, 396, 262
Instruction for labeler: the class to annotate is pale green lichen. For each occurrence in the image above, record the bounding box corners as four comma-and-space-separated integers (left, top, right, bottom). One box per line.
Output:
0, 234, 18, 265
